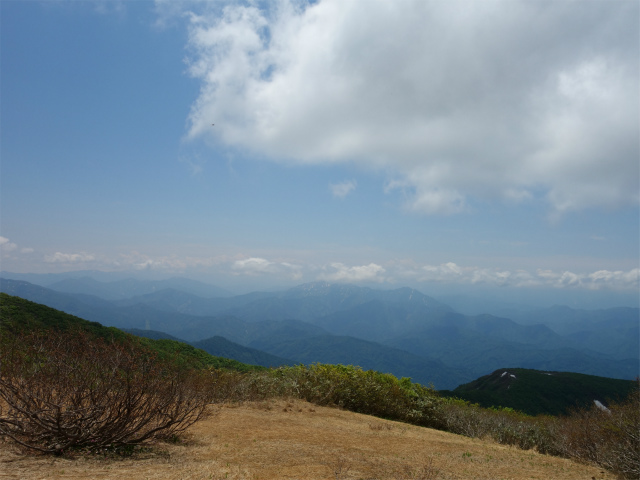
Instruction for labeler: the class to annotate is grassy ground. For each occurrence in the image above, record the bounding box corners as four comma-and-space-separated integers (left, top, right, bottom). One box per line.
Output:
0, 399, 613, 480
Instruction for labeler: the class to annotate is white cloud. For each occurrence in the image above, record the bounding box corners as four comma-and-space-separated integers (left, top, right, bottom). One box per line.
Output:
329, 180, 357, 199
132, 258, 189, 270
0, 236, 18, 252
1, 236, 34, 256
12, 241, 637, 292
412, 262, 639, 290
537, 267, 640, 291
232, 256, 302, 279
44, 252, 96, 264
177, 0, 638, 216
233, 257, 274, 275
319, 262, 386, 283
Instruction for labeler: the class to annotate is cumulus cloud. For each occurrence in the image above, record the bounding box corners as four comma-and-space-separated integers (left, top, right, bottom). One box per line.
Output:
132, 258, 190, 270
318, 262, 386, 283
178, 0, 638, 215
1, 236, 35, 256
0, 236, 18, 252
539, 268, 640, 291
232, 257, 274, 274
44, 252, 96, 264
329, 180, 357, 199
413, 262, 639, 291
232, 256, 302, 279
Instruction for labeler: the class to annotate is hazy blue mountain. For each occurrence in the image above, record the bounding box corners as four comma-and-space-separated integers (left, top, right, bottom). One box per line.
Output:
114, 288, 277, 316
312, 303, 569, 349
0, 270, 138, 286
386, 325, 638, 381
223, 282, 452, 323
256, 334, 470, 390
512, 305, 639, 360
566, 328, 639, 361
311, 299, 416, 341
46, 276, 233, 300
83, 304, 326, 345
0, 278, 328, 344
514, 305, 639, 333
448, 313, 570, 348
1, 293, 264, 373
191, 336, 296, 368
435, 293, 538, 318
0, 279, 201, 336
0, 279, 114, 318
124, 328, 186, 341
126, 327, 298, 368
120, 329, 295, 368
2, 277, 637, 388
0, 280, 466, 386
89, 305, 329, 346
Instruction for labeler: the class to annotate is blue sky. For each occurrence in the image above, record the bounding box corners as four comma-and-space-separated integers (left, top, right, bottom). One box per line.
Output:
1, 0, 638, 303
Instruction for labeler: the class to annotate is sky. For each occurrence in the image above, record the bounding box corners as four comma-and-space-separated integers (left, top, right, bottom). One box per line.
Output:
1, 0, 639, 304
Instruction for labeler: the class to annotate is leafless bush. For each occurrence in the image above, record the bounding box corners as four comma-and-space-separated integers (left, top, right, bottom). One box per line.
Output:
398, 456, 440, 480
437, 399, 561, 455
368, 422, 393, 431
559, 382, 639, 479
324, 454, 352, 480
0, 328, 212, 455
205, 369, 294, 403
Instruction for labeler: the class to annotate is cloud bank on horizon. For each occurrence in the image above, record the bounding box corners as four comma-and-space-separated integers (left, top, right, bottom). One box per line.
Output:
177, 0, 639, 216
2, 235, 638, 292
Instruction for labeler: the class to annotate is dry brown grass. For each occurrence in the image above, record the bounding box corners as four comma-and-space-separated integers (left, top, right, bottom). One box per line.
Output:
0, 399, 614, 480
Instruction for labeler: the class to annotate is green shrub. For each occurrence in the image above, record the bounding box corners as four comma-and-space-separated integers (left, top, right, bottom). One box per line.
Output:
265, 364, 445, 428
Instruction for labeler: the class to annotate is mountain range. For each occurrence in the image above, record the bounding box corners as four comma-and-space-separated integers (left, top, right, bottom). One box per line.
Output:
1, 275, 637, 390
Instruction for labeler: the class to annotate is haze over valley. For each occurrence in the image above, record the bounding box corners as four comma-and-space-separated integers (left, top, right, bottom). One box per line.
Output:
2, 274, 637, 391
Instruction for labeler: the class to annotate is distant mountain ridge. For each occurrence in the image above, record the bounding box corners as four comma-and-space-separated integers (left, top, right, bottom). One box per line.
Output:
1, 277, 637, 390
223, 282, 453, 323
0, 293, 261, 373
124, 329, 296, 369
46, 276, 234, 300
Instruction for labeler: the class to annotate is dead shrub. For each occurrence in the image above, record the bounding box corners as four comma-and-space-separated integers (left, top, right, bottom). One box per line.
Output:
559, 381, 639, 479
0, 328, 212, 455
398, 456, 440, 480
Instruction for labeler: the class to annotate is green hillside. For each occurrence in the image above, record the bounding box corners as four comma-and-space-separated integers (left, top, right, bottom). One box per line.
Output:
446, 367, 637, 416
0, 293, 262, 373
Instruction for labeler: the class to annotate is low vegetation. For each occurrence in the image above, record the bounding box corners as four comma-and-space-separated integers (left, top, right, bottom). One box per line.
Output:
0, 293, 252, 454
0, 328, 213, 455
1, 293, 638, 479
446, 367, 637, 416
199, 364, 639, 478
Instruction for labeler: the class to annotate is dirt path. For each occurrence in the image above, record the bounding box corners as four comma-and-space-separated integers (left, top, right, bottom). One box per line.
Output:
0, 399, 613, 480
